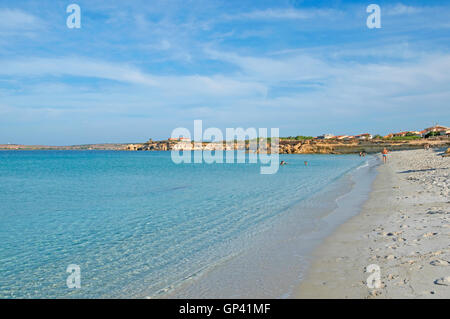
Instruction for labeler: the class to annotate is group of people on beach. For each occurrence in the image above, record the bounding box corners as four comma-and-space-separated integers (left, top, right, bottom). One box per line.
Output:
279, 148, 391, 166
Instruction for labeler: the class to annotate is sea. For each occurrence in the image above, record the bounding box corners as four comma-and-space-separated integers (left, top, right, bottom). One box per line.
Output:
0, 150, 378, 298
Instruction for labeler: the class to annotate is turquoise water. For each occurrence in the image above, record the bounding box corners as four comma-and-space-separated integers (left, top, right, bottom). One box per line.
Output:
0, 151, 366, 298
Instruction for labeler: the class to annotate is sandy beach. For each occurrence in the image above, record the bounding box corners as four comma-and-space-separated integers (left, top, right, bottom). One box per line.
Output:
295, 149, 450, 298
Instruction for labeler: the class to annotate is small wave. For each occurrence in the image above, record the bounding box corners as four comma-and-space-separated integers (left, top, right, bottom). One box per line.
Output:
355, 160, 369, 170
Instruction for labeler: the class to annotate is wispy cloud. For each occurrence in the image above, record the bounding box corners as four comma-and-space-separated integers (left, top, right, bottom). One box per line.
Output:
0, 57, 158, 86
385, 4, 422, 16
0, 56, 267, 98
0, 8, 42, 29
223, 8, 337, 21
205, 48, 330, 83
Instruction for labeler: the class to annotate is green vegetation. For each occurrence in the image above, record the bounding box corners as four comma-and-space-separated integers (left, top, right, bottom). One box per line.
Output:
425, 131, 440, 138
281, 136, 314, 140
388, 136, 422, 140
405, 132, 418, 137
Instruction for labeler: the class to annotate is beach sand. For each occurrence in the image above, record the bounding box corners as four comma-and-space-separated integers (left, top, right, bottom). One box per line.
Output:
295, 149, 450, 298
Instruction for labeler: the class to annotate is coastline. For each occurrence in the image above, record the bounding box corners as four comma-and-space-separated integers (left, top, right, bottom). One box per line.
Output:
295, 149, 450, 298
2, 137, 449, 155
162, 155, 378, 298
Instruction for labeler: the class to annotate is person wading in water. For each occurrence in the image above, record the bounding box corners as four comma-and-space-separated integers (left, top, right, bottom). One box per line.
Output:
381, 148, 389, 164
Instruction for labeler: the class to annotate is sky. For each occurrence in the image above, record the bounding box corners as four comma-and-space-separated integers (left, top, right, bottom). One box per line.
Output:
0, 0, 449, 145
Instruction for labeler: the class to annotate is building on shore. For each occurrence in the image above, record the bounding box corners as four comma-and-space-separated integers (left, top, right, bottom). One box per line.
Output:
334, 135, 350, 140
354, 133, 373, 140
420, 125, 449, 137
317, 134, 335, 140
389, 131, 421, 137
168, 137, 191, 142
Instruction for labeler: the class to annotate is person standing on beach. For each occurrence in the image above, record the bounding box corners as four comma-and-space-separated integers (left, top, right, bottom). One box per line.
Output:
381, 148, 389, 164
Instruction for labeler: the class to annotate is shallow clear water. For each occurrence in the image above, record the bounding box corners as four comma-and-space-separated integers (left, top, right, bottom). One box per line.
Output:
0, 151, 367, 298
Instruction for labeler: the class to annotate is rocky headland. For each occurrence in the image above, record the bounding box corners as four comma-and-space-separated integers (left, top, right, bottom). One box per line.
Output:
126, 138, 450, 154
2, 138, 449, 154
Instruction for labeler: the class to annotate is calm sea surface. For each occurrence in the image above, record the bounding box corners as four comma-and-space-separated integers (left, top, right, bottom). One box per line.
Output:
0, 151, 368, 298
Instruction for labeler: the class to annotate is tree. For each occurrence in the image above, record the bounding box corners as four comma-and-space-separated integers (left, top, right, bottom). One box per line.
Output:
425, 131, 439, 138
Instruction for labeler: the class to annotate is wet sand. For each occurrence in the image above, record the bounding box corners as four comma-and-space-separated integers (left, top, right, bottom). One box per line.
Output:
295, 149, 450, 298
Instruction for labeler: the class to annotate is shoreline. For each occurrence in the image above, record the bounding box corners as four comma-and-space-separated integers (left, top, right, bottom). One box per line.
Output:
295, 149, 450, 298
161, 155, 377, 298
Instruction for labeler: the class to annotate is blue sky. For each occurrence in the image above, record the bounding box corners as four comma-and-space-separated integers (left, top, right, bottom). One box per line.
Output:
0, 0, 449, 145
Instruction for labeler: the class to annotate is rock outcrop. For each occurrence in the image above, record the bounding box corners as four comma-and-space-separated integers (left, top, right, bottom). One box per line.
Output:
278, 139, 450, 154
125, 138, 450, 154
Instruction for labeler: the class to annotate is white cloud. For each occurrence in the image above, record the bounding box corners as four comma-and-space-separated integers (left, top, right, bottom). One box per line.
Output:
205, 49, 330, 83
0, 56, 267, 99
223, 8, 336, 21
0, 8, 44, 32
3, 51, 450, 118
204, 47, 450, 121
385, 4, 422, 16
0, 57, 158, 86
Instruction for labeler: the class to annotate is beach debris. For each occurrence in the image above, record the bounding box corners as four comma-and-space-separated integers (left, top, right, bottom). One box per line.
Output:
422, 232, 438, 238
430, 259, 450, 266
427, 209, 446, 215
434, 276, 450, 286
